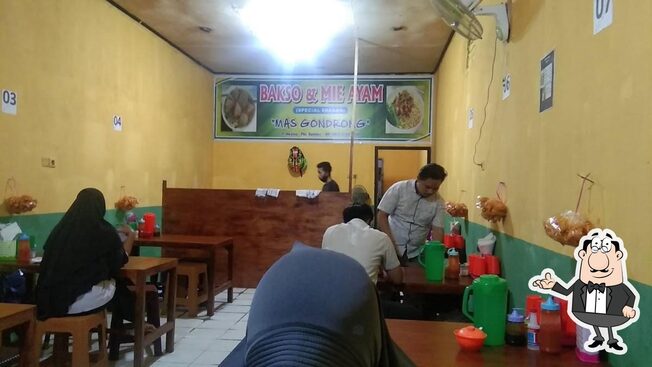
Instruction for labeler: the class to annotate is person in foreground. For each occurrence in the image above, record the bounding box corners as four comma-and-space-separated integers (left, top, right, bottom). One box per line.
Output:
220, 244, 415, 367
35, 188, 135, 320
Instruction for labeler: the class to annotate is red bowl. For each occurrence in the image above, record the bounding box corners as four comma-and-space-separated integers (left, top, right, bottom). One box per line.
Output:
454, 326, 486, 352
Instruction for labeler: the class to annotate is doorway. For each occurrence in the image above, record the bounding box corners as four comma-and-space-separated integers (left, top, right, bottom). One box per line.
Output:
374, 146, 431, 225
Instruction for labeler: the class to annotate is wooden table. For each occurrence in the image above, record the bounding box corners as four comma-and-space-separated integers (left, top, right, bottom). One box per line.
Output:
386, 319, 609, 366
379, 266, 472, 295
0, 303, 35, 367
135, 234, 234, 316
0, 257, 178, 367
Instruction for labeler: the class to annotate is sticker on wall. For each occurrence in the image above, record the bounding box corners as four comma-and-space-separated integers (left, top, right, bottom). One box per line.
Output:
502, 74, 511, 100
539, 51, 555, 113
113, 115, 123, 132
288, 146, 307, 177
529, 228, 640, 355
594, 0, 613, 35
467, 108, 475, 129
1, 89, 18, 115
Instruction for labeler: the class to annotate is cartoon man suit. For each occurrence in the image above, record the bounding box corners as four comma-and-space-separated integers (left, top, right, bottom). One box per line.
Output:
530, 228, 640, 355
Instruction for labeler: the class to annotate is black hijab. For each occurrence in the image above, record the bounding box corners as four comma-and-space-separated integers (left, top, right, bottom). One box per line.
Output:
220, 243, 415, 367
35, 188, 126, 319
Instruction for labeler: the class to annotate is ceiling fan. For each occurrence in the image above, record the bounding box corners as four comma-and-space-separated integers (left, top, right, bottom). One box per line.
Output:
430, 0, 510, 42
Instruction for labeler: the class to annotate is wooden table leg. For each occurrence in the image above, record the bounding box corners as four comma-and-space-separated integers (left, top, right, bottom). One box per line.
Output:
206, 249, 216, 316
165, 267, 176, 354
133, 274, 146, 367
227, 244, 234, 303
18, 319, 34, 367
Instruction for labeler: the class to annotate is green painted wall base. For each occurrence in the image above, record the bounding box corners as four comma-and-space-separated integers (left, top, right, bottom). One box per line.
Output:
0, 207, 162, 257
2, 210, 648, 364
447, 216, 650, 366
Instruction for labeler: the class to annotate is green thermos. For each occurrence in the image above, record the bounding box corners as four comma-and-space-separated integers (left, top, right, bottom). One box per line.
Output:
462, 274, 508, 346
418, 241, 445, 281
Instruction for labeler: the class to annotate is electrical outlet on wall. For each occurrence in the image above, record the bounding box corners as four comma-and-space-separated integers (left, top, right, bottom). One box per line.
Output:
41, 157, 56, 168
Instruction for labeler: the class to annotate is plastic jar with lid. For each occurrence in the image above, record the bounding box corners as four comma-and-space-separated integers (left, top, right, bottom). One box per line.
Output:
539, 296, 562, 353
505, 308, 526, 346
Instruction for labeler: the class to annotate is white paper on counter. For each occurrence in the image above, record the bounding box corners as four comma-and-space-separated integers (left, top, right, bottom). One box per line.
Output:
0, 222, 22, 241
296, 190, 321, 199
266, 189, 280, 198
255, 188, 268, 198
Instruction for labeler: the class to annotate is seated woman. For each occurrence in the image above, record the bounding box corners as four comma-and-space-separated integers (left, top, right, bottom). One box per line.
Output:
35, 188, 135, 320
220, 243, 415, 367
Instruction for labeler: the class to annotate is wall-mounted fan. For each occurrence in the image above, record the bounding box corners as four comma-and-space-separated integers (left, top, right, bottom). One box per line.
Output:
430, 0, 510, 42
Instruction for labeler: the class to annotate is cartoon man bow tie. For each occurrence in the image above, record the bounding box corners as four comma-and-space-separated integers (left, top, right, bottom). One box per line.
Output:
530, 228, 640, 355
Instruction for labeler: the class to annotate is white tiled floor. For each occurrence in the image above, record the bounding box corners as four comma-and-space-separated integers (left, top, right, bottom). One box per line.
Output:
104, 288, 253, 367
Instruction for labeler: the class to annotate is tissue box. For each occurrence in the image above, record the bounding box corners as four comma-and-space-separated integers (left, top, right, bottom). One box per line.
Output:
0, 240, 17, 260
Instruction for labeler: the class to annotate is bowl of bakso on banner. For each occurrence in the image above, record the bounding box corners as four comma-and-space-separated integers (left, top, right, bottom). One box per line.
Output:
385, 86, 424, 134
222, 86, 257, 132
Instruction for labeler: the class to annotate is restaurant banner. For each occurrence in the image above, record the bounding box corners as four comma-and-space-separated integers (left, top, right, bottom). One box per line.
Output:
214, 76, 432, 142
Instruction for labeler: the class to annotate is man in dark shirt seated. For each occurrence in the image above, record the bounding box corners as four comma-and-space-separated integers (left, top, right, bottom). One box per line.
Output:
317, 161, 340, 192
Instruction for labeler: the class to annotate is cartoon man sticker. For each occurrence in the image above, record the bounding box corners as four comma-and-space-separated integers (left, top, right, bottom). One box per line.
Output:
530, 228, 640, 355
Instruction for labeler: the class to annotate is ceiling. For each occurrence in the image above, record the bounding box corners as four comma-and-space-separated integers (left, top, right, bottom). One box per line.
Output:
108, 0, 453, 75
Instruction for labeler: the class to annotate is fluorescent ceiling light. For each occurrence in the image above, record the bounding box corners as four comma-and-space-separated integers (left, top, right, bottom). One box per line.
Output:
240, 0, 353, 65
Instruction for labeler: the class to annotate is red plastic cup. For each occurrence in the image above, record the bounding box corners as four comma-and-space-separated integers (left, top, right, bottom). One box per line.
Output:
468, 254, 486, 278
443, 234, 454, 248
453, 234, 465, 249
485, 255, 500, 275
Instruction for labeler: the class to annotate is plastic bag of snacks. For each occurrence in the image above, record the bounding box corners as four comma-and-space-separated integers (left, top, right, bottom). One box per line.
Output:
476, 196, 508, 223
114, 196, 139, 212
544, 210, 593, 246
445, 202, 468, 218
3, 195, 38, 214
3, 178, 37, 215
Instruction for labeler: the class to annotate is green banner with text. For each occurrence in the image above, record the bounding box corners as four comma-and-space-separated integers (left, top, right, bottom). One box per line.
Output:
214, 76, 432, 142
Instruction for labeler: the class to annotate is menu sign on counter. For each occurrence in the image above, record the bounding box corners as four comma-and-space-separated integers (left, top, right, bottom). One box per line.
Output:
214, 76, 432, 143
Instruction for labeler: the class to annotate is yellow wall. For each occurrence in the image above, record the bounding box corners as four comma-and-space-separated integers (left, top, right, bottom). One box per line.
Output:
0, 0, 214, 214
434, 0, 652, 283
212, 142, 376, 192
378, 149, 428, 193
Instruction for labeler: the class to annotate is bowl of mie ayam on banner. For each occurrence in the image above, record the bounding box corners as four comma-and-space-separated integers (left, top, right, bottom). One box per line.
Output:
385, 86, 425, 134
222, 86, 257, 132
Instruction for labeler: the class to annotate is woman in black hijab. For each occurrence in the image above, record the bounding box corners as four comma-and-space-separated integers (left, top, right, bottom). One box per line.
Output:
35, 188, 134, 320
220, 243, 415, 367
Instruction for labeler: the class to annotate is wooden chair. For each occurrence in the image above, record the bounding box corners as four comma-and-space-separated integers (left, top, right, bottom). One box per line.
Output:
165, 262, 209, 317
33, 309, 108, 367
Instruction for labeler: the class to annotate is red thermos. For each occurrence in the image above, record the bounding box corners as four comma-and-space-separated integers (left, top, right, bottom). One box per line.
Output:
142, 213, 156, 238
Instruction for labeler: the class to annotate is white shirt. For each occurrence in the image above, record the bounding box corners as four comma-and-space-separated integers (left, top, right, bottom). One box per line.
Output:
322, 218, 401, 284
377, 179, 445, 259
68, 279, 116, 315
585, 288, 608, 314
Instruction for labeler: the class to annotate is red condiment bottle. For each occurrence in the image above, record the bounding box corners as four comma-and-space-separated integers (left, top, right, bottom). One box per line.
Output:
539, 296, 562, 354
17, 233, 31, 263
445, 248, 460, 279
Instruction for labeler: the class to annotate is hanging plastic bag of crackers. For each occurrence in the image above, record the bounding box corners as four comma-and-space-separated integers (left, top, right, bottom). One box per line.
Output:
3, 178, 37, 215
476, 182, 508, 223
543, 174, 594, 246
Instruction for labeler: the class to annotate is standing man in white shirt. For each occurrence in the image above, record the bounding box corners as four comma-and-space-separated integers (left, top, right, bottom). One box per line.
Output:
377, 163, 447, 265
322, 204, 402, 285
